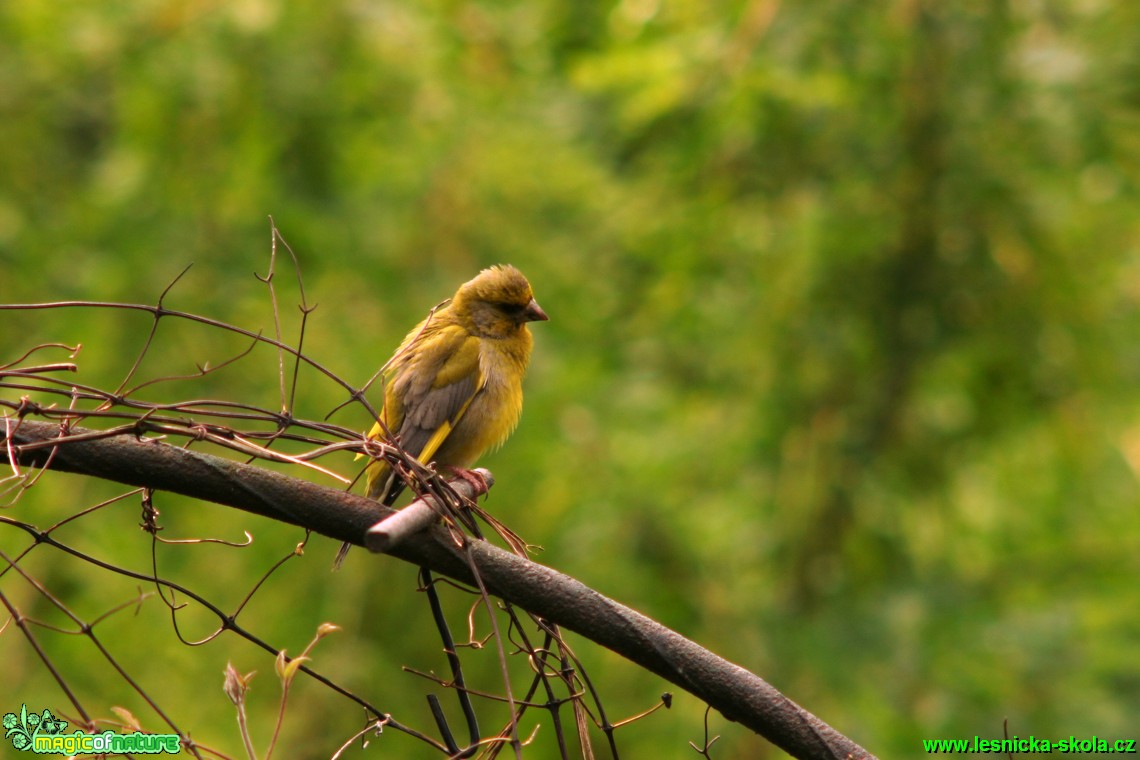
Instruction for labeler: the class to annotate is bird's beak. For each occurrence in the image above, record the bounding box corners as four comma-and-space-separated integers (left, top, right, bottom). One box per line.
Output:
523, 298, 549, 322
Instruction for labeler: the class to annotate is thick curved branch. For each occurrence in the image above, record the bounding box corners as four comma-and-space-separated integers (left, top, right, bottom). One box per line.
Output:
2, 419, 874, 760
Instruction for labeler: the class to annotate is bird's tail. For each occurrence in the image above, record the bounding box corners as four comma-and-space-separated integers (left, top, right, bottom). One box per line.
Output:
333, 462, 406, 570
333, 539, 353, 570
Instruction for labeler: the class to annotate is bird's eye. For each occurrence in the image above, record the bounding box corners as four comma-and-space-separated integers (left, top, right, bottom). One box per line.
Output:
495, 302, 525, 315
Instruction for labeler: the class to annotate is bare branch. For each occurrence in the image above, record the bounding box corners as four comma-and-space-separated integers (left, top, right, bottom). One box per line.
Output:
1, 419, 874, 760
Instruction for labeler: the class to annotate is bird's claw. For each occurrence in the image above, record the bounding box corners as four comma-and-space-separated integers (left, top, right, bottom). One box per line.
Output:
443, 466, 490, 497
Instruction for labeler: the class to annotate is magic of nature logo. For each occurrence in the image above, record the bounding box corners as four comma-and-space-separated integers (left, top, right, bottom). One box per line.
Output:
3, 705, 181, 754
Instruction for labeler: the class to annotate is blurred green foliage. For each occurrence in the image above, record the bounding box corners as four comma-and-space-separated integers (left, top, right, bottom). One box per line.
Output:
2, 0, 1139, 757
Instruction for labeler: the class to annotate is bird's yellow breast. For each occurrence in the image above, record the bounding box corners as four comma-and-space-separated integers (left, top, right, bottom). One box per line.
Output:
430, 332, 529, 467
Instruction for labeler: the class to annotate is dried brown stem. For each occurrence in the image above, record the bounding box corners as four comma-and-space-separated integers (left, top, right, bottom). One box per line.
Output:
2, 419, 874, 760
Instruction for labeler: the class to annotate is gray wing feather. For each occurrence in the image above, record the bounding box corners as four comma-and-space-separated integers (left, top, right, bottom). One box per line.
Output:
391, 369, 479, 461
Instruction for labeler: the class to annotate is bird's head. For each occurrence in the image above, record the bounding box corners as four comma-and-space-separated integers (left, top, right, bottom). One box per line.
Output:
452, 264, 548, 339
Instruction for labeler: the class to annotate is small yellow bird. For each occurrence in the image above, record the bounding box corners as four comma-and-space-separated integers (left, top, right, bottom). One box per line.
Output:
337, 264, 547, 565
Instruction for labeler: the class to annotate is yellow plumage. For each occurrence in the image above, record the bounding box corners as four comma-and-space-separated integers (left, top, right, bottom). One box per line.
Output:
338, 265, 547, 565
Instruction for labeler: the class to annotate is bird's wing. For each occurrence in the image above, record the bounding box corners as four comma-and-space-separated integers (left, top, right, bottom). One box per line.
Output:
364, 328, 485, 500
395, 334, 485, 463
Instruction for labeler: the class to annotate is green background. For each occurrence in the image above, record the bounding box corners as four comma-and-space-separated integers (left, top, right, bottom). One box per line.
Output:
2, 0, 1138, 757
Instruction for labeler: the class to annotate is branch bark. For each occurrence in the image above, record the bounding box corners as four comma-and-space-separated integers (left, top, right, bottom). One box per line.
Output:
2, 419, 874, 760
